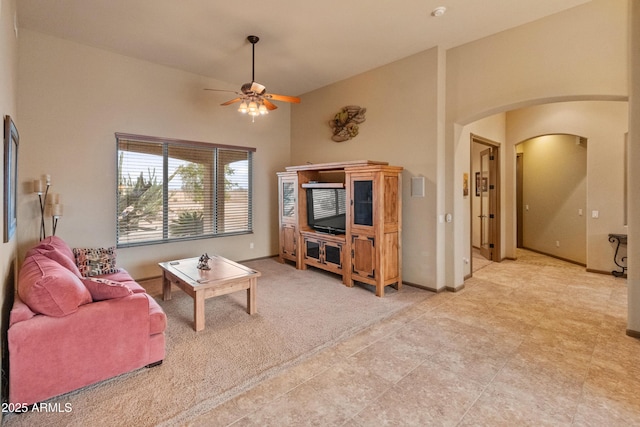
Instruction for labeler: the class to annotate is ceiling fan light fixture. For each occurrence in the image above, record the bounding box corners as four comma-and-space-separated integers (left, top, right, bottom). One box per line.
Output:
238, 100, 248, 113
259, 103, 269, 115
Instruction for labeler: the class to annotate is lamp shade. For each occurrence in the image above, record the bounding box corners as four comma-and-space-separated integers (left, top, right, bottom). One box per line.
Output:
52, 204, 63, 217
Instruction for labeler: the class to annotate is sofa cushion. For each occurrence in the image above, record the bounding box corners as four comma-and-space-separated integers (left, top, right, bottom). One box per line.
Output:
32, 236, 75, 260
18, 255, 92, 317
73, 247, 118, 277
25, 245, 83, 277
81, 278, 134, 301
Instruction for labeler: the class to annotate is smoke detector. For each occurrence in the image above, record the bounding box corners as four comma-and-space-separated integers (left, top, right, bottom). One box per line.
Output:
431, 6, 447, 17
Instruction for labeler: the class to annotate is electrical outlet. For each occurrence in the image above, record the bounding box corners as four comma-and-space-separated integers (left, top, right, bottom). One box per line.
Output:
556, 241, 560, 248
249, 242, 254, 249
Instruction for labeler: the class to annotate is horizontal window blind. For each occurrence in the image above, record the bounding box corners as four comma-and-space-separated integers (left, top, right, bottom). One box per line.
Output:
116, 133, 254, 247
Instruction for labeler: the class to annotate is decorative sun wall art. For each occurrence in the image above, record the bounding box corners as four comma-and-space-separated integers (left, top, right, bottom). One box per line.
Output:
329, 105, 366, 142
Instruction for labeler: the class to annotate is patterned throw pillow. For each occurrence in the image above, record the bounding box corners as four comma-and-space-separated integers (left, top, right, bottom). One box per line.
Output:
73, 247, 118, 277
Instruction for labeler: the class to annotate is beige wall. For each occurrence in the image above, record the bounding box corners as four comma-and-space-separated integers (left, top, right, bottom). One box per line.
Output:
448, 0, 628, 287
17, 30, 291, 279
0, 0, 18, 412
446, 0, 628, 125
291, 48, 441, 289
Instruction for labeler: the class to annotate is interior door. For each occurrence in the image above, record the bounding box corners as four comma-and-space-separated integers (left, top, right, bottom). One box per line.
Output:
479, 147, 496, 260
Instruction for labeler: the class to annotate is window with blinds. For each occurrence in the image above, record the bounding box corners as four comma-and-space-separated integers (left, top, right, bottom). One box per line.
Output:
116, 133, 254, 247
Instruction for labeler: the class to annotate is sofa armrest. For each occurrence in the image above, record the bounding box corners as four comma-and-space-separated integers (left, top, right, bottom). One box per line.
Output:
9, 293, 154, 405
9, 295, 36, 326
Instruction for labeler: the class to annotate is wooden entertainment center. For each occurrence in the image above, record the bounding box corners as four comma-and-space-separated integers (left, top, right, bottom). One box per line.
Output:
277, 160, 402, 297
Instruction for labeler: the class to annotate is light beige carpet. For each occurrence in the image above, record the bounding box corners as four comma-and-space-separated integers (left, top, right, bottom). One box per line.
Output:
3, 258, 432, 427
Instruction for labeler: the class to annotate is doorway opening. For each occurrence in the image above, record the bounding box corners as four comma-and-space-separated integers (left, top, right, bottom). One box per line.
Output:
470, 134, 501, 271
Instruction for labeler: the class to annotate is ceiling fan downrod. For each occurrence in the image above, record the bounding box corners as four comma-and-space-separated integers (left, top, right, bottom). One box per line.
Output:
247, 35, 259, 83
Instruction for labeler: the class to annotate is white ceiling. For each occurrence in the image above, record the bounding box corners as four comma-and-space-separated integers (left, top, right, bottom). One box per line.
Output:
17, 0, 590, 97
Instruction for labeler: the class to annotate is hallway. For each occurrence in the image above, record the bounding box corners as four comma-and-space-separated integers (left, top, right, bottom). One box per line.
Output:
193, 249, 639, 426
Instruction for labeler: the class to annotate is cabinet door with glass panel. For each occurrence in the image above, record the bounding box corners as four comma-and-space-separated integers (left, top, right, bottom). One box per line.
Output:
348, 172, 376, 233
346, 172, 377, 282
301, 232, 344, 275
278, 172, 298, 263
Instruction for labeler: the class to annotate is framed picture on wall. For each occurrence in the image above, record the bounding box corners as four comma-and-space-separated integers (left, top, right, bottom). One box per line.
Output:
4, 115, 19, 242
463, 173, 469, 197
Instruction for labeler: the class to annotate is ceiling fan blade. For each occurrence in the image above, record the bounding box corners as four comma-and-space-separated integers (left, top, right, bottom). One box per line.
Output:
263, 99, 278, 110
221, 97, 242, 106
204, 88, 240, 95
264, 93, 301, 104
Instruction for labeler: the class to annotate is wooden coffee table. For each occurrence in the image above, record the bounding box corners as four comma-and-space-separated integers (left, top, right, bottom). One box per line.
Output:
158, 255, 260, 331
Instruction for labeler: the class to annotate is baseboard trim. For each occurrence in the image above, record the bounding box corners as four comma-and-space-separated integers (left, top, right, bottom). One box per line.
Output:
403, 281, 442, 293
520, 247, 586, 267
586, 268, 622, 277
626, 329, 640, 339
382, 281, 461, 293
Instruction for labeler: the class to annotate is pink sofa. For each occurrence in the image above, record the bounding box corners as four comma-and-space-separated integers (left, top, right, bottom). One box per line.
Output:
8, 237, 166, 405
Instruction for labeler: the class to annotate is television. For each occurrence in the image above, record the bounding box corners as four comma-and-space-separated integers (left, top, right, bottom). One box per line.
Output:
306, 187, 347, 234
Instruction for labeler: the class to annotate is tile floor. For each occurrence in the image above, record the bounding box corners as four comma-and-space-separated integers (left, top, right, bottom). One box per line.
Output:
189, 249, 640, 426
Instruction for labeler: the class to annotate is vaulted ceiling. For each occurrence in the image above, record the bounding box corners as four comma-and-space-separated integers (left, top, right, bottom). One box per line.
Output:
18, 0, 590, 96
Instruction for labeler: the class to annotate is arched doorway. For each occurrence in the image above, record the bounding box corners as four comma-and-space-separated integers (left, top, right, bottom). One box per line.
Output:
455, 99, 628, 284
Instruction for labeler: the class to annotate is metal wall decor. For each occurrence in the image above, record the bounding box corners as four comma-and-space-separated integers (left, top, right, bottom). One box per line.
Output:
329, 105, 366, 142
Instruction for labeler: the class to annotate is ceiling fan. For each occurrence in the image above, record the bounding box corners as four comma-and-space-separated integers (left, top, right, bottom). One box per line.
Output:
205, 35, 300, 117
